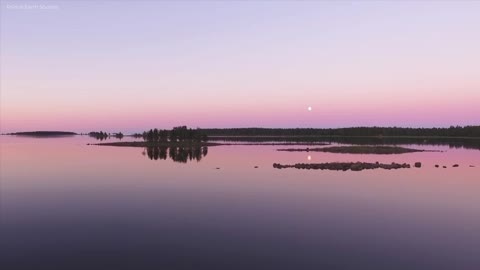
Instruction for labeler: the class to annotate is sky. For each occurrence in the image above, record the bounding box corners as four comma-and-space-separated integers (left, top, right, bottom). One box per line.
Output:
1, 0, 479, 133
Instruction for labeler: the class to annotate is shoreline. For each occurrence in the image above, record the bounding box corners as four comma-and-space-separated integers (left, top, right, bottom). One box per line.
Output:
89, 141, 222, 147
208, 135, 480, 140
276, 145, 435, 154
3, 134, 480, 140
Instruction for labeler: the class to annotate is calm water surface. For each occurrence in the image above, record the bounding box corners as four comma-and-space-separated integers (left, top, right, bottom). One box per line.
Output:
1, 136, 480, 269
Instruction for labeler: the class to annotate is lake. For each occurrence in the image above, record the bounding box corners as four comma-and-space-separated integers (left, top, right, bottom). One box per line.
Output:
1, 135, 480, 269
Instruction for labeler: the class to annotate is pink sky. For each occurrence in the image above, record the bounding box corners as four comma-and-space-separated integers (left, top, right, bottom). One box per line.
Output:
1, 1, 479, 133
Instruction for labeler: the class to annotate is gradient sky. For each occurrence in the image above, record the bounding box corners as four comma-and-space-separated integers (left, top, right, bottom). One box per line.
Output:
1, 0, 479, 133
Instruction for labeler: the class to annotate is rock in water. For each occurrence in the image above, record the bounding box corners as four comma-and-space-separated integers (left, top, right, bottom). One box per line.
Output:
435, 165, 439, 168
414, 162, 422, 168
272, 162, 410, 171
453, 164, 459, 167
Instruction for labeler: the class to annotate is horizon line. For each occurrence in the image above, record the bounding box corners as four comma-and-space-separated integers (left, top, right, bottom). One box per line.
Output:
3, 125, 480, 135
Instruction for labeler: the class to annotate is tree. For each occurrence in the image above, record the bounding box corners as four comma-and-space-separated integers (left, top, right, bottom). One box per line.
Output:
153, 128, 159, 142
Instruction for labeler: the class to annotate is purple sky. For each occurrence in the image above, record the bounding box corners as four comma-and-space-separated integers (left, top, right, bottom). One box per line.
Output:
1, 1, 479, 133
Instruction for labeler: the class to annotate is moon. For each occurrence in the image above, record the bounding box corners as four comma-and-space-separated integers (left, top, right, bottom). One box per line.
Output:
307, 106, 312, 111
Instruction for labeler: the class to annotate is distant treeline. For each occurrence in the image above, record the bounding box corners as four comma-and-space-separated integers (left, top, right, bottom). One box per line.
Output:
134, 126, 208, 143
8, 131, 77, 136
200, 126, 480, 138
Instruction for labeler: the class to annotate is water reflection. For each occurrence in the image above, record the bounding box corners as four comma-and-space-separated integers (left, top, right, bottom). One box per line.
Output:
143, 146, 208, 163
327, 137, 480, 150
2, 136, 480, 269
211, 136, 480, 150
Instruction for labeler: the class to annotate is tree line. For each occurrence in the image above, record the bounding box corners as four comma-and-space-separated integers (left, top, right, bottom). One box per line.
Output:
199, 126, 480, 138
89, 131, 124, 140
135, 126, 208, 143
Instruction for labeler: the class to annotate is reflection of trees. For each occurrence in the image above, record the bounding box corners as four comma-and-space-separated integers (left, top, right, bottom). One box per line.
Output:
145, 146, 208, 163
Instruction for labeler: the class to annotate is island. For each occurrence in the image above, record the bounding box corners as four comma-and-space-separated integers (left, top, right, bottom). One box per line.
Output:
91, 126, 214, 147
273, 162, 412, 171
7, 131, 77, 137
92, 141, 222, 147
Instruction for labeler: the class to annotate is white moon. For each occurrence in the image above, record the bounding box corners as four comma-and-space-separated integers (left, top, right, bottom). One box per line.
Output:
308, 106, 312, 111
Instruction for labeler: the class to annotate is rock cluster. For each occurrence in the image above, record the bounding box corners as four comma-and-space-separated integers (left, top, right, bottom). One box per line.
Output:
273, 162, 411, 171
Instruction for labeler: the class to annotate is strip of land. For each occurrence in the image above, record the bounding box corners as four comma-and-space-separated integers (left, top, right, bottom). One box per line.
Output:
273, 162, 411, 171
90, 141, 222, 147
92, 141, 331, 147
277, 145, 429, 154
7, 131, 77, 136
201, 126, 480, 138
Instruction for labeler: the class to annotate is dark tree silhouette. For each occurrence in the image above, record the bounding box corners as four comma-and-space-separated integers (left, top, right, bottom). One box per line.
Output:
141, 126, 209, 143
89, 131, 109, 140
199, 126, 480, 138
153, 129, 159, 142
